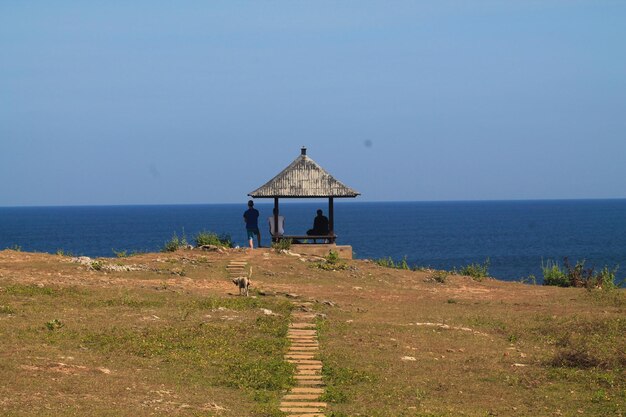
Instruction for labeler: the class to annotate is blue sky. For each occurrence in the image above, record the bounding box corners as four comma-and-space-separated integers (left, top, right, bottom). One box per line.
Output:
1, 1, 625, 206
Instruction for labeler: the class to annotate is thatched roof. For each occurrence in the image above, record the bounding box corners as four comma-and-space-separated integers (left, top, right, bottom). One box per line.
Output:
248, 148, 360, 198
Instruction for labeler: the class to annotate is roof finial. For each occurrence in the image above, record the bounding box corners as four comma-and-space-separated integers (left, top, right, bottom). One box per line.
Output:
301, 146, 307, 156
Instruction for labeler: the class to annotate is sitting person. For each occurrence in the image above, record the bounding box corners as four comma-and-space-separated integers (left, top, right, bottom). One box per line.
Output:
268, 208, 285, 238
307, 209, 329, 236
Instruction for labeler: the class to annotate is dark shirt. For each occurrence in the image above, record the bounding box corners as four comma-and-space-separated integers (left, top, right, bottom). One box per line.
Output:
243, 208, 260, 230
313, 214, 329, 234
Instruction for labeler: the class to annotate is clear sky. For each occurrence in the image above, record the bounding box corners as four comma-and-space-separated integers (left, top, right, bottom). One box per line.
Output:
1, 1, 625, 206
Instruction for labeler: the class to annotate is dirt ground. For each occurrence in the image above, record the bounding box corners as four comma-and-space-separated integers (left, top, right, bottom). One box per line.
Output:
0, 248, 624, 416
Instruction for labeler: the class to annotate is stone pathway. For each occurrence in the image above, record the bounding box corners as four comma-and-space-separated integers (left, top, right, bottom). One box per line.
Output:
280, 303, 327, 416
227, 260, 328, 415
226, 260, 249, 281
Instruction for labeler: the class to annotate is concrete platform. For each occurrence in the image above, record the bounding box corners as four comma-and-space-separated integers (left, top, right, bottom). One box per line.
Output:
290, 244, 352, 259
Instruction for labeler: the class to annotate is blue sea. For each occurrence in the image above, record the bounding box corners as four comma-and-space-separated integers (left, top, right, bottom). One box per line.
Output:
1, 200, 626, 284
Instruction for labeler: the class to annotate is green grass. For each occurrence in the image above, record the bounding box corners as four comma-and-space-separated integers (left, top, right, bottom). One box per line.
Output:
0, 304, 15, 314
4, 284, 58, 296
0, 279, 294, 416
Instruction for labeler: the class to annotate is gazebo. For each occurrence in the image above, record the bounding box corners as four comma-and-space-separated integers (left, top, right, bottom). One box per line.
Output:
248, 147, 360, 244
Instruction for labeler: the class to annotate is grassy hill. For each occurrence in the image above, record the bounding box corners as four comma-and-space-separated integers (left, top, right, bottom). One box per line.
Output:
0, 249, 624, 416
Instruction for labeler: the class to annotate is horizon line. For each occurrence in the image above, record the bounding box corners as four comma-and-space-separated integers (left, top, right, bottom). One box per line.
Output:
2, 197, 626, 209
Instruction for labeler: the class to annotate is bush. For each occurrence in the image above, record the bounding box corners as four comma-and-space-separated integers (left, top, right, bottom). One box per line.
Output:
112, 249, 128, 258
373, 256, 410, 270
90, 260, 104, 271
458, 258, 490, 280
542, 259, 569, 287
271, 238, 292, 251
542, 258, 620, 289
315, 250, 349, 271
431, 270, 448, 283
162, 232, 188, 252
45, 319, 64, 331
326, 250, 340, 264
374, 257, 395, 268
194, 231, 233, 248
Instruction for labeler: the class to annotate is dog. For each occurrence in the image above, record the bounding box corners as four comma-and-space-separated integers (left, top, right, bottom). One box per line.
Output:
232, 266, 252, 296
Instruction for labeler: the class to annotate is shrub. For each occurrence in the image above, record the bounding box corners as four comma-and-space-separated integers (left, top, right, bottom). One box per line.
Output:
542, 258, 620, 289
194, 231, 233, 248
326, 250, 340, 264
458, 258, 490, 281
542, 259, 568, 287
431, 270, 448, 283
112, 249, 128, 258
45, 319, 64, 331
271, 238, 292, 251
373, 256, 411, 270
519, 274, 537, 285
374, 257, 395, 268
315, 250, 349, 271
162, 232, 188, 252
90, 260, 104, 271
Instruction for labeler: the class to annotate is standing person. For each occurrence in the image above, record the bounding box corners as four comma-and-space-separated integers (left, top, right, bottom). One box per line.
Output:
268, 208, 285, 239
243, 200, 261, 249
307, 209, 329, 236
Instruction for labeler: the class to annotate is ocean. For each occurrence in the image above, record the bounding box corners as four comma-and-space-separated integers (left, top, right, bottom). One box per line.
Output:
1, 200, 625, 283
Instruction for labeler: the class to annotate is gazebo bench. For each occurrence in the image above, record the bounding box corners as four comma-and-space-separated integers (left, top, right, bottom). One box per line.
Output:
272, 234, 336, 244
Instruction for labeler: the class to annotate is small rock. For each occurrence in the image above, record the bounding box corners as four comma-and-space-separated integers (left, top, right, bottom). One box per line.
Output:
285, 293, 299, 298
260, 308, 276, 316
322, 300, 337, 307
401, 356, 417, 361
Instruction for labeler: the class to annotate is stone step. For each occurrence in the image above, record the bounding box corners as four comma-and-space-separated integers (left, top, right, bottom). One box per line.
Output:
294, 380, 324, 386
285, 354, 316, 359
295, 375, 323, 380
297, 369, 321, 376
283, 394, 321, 401
288, 347, 319, 351
296, 363, 322, 370
288, 329, 317, 334
292, 314, 317, 319
285, 414, 326, 417
280, 408, 325, 414
290, 387, 324, 394
280, 402, 327, 408
289, 323, 317, 329
287, 360, 323, 365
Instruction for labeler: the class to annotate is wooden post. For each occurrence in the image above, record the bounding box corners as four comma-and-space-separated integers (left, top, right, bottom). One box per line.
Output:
273, 197, 279, 243
328, 197, 334, 242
